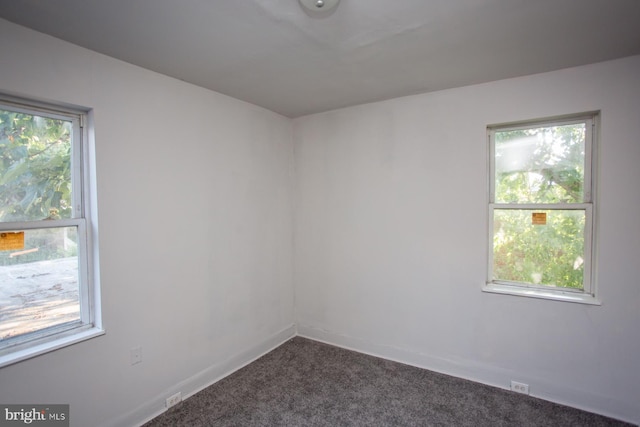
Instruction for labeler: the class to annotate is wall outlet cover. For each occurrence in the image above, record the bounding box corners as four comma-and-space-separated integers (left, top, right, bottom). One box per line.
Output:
166, 392, 182, 409
510, 381, 530, 395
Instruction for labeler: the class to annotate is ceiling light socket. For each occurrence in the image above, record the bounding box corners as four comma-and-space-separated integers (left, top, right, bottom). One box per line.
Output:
299, 0, 340, 15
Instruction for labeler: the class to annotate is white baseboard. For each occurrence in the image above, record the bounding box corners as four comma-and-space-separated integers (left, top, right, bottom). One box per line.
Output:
101, 324, 297, 427
297, 324, 638, 425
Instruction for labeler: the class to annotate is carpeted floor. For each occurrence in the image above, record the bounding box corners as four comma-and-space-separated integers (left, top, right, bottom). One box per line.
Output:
143, 337, 632, 426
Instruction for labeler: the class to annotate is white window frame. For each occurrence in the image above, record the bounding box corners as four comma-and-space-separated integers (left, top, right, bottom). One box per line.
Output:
484, 112, 599, 305
0, 94, 103, 367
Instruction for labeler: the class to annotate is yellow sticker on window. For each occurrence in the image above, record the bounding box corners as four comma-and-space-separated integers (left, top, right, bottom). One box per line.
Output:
0, 232, 25, 250
532, 213, 547, 225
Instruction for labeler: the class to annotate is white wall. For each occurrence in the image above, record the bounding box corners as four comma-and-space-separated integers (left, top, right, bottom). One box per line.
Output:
294, 55, 640, 424
0, 19, 295, 427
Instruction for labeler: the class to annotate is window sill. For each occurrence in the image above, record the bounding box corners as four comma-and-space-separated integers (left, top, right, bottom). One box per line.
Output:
0, 326, 105, 368
483, 282, 601, 305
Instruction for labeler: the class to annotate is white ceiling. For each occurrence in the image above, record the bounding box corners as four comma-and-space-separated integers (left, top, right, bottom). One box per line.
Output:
1, 0, 639, 118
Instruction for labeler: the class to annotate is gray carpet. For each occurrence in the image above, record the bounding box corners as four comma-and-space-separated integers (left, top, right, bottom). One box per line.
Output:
143, 337, 632, 426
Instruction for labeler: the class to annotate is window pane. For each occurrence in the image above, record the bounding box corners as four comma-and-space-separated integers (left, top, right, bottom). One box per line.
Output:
492, 209, 585, 289
0, 227, 80, 344
0, 108, 73, 222
495, 123, 585, 204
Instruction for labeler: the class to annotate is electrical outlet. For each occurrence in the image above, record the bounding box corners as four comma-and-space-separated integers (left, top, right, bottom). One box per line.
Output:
166, 392, 182, 409
130, 346, 142, 365
510, 381, 530, 395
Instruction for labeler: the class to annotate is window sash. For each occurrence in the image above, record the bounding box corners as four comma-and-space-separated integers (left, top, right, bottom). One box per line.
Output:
0, 218, 91, 343
487, 204, 593, 294
488, 115, 594, 205
0, 99, 83, 221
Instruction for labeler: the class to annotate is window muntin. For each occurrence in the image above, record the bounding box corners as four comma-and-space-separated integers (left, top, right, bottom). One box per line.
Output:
487, 114, 596, 300
0, 97, 99, 362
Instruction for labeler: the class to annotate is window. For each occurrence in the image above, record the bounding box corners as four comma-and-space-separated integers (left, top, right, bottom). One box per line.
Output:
0, 95, 102, 367
485, 113, 598, 304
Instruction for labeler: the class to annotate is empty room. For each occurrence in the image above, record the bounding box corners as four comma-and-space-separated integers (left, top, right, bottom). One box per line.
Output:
0, 1, 639, 426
